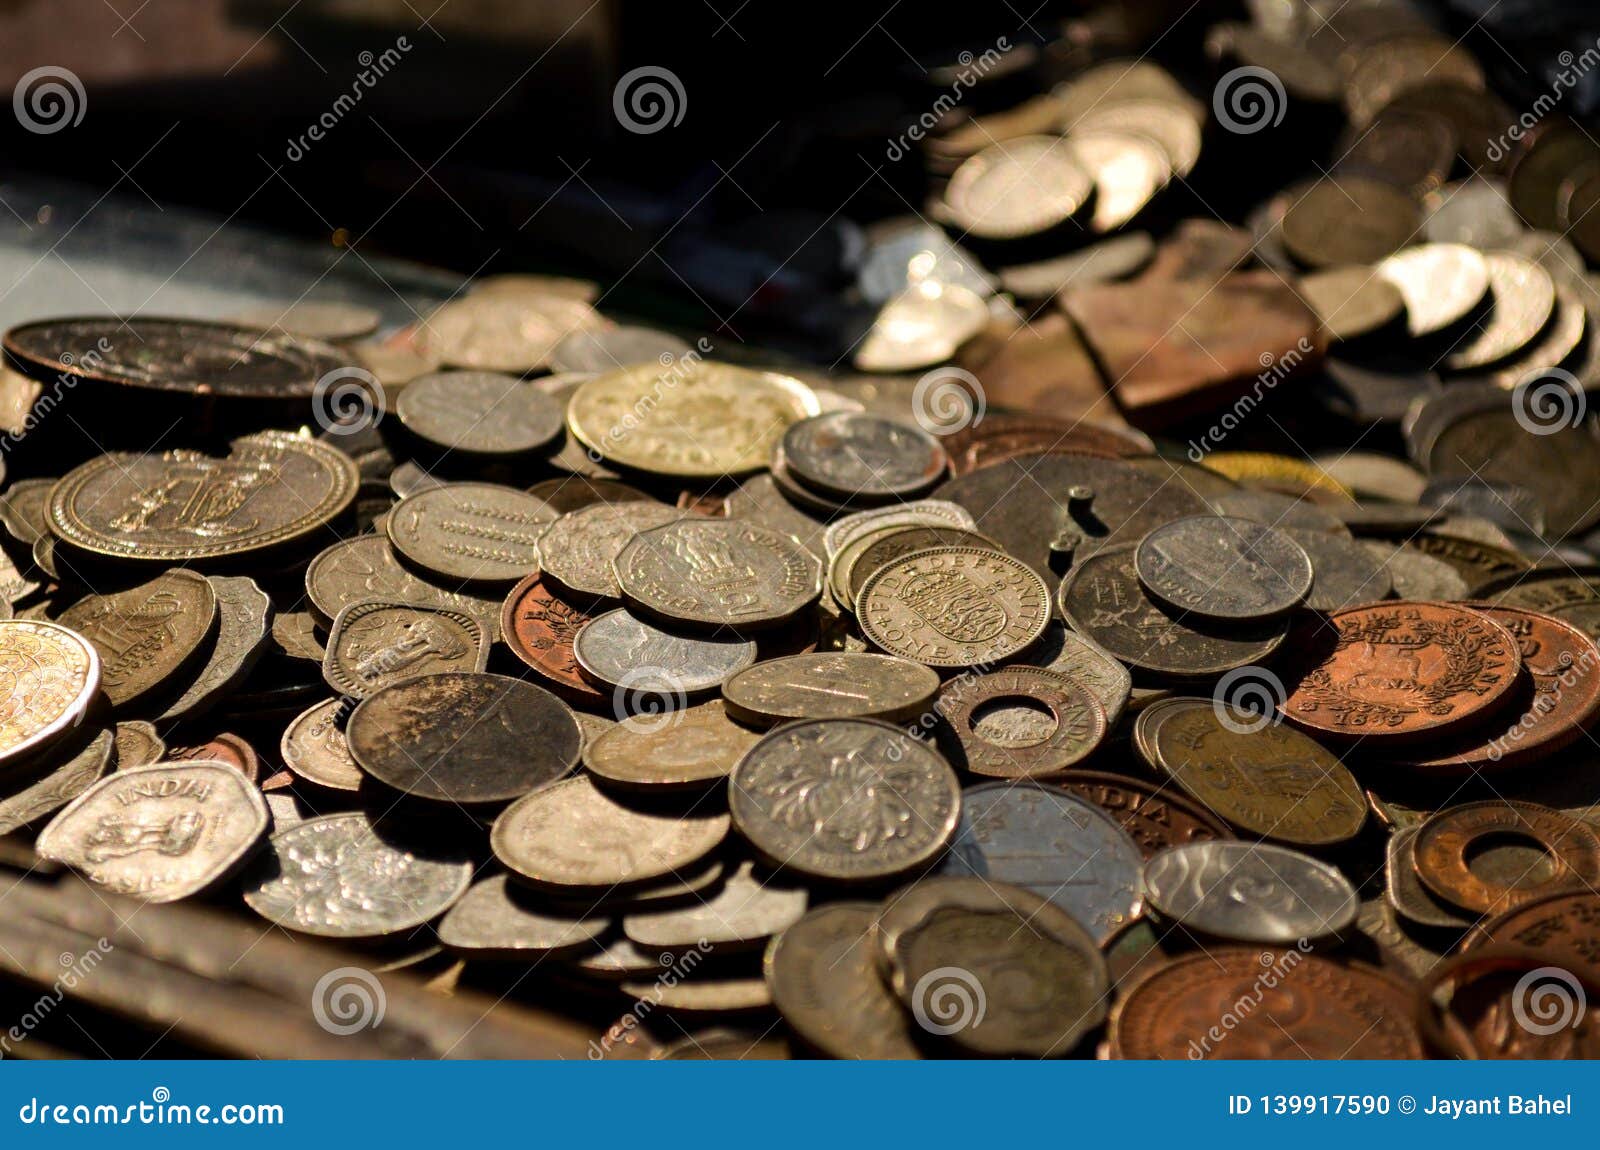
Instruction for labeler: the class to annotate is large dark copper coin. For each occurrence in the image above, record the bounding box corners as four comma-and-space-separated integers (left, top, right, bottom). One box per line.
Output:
500, 573, 608, 705
57, 570, 217, 709
50, 432, 358, 563
1413, 800, 1600, 917
1464, 890, 1600, 982
346, 672, 580, 804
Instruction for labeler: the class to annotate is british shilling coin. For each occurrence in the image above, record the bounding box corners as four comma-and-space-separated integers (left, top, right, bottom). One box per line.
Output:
572, 608, 757, 696
729, 717, 960, 882
57, 570, 218, 710
321, 601, 488, 699
394, 371, 566, 456
385, 482, 554, 583
37, 762, 269, 902
720, 652, 940, 726
0, 619, 101, 771
615, 519, 823, 631
1134, 515, 1313, 620
536, 501, 684, 601
1142, 841, 1359, 943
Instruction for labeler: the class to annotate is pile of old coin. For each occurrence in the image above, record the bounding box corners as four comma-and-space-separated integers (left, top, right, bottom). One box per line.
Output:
5, 1, 1600, 1061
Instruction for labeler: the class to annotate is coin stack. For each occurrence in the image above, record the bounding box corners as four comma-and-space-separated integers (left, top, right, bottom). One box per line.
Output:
4, 1, 1600, 1061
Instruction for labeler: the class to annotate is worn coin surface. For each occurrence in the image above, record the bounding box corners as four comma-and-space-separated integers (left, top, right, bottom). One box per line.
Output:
730, 717, 959, 882
572, 608, 757, 695
1386, 825, 1473, 929
420, 293, 599, 374
279, 697, 364, 792
942, 136, 1093, 239
616, 519, 823, 631
936, 667, 1106, 779
500, 573, 607, 706
491, 774, 730, 888
583, 699, 759, 790
1053, 770, 1231, 858
1010, 622, 1134, 727
823, 500, 977, 559
231, 300, 381, 342
0, 727, 114, 835
386, 482, 553, 583
437, 874, 609, 959
242, 811, 471, 937
0, 619, 101, 771
49, 432, 358, 563
322, 601, 488, 700
720, 652, 940, 726
857, 546, 1050, 669
780, 413, 947, 500
1377, 243, 1491, 335
1283, 526, 1393, 610
1444, 251, 1555, 370
1413, 800, 1600, 917
112, 720, 165, 770
941, 781, 1142, 942
157, 576, 272, 723
347, 672, 579, 804
303, 534, 501, 635
37, 762, 268, 903
1143, 841, 1359, 943
395, 371, 565, 456
625, 860, 808, 951
1280, 177, 1419, 267
58, 570, 218, 710
536, 502, 684, 601
764, 902, 924, 1059
1134, 516, 1312, 620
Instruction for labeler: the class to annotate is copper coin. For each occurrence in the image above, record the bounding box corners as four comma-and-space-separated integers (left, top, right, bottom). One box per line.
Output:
1416, 948, 1600, 1059
935, 666, 1106, 779
1413, 800, 1600, 917
168, 733, 262, 784
1053, 769, 1232, 858
1280, 603, 1522, 739
1463, 889, 1600, 981
1109, 949, 1423, 1059
500, 573, 607, 706
1280, 177, 1420, 268
57, 570, 218, 710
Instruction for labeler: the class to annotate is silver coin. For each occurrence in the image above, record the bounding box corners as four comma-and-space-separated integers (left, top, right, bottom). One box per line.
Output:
1135, 515, 1313, 620
437, 874, 611, 958
780, 412, 948, 501
1143, 840, 1359, 943
721, 652, 941, 726
38, 762, 269, 903
1283, 527, 1393, 610
822, 500, 977, 559
1359, 541, 1471, 600
242, 811, 471, 937
158, 576, 272, 723
573, 608, 757, 695
623, 860, 808, 951
536, 501, 684, 601
615, 518, 823, 631
386, 482, 555, 583
941, 780, 1143, 943
395, 370, 565, 456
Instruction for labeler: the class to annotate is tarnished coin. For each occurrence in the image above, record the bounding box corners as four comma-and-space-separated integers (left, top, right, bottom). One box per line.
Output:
438, 874, 609, 959
419, 293, 599, 373
996, 232, 1154, 298
157, 576, 272, 723
49, 431, 358, 563
0, 477, 55, 547
625, 860, 808, 951
1280, 177, 1419, 268
1377, 243, 1491, 335
1058, 544, 1288, 677
1280, 603, 1522, 739
836, 525, 999, 608
573, 608, 757, 696
1464, 890, 1600, 979
615, 518, 822, 631
720, 652, 940, 726
857, 547, 1050, 669
322, 601, 488, 700
1386, 825, 1473, 930
270, 610, 325, 663
1444, 251, 1555, 371
395, 371, 565, 456
942, 135, 1093, 239
730, 717, 959, 882
303, 535, 501, 635
1134, 516, 1312, 620
936, 667, 1106, 779
1143, 841, 1359, 943
823, 499, 977, 559
780, 413, 947, 501
112, 720, 165, 770
941, 781, 1142, 942
0, 727, 113, 835
583, 699, 759, 790
525, 476, 651, 515
1298, 265, 1405, 341
876, 876, 1110, 1057
549, 324, 691, 374
386, 483, 553, 583
1414, 801, 1600, 918
568, 362, 820, 479
764, 902, 924, 1059
1053, 770, 1231, 858
536, 501, 684, 601
1010, 622, 1133, 728
231, 300, 381, 342
347, 672, 579, 804
243, 811, 471, 937
500, 574, 607, 706
0, 619, 101, 771
279, 698, 363, 792
167, 733, 261, 783
58, 570, 218, 710
37, 762, 268, 902
1141, 698, 1367, 846
1282, 526, 1392, 610
491, 774, 729, 888
1110, 949, 1422, 1059
1359, 541, 1470, 601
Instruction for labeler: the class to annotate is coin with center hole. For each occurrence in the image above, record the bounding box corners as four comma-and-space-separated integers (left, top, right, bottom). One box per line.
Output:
935, 667, 1106, 779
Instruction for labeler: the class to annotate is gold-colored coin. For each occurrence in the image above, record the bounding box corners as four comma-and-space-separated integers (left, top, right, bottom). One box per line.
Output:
0, 619, 102, 772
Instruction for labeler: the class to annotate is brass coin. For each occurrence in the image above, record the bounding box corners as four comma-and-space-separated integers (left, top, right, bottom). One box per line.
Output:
418, 293, 600, 374
1280, 177, 1420, 268
536, 501, 684, 601
303, 534, 501, 635
583, 699, 759, 790
394, 371, 565, 457
321, 601, 489, 700
936, 667, 1106, 779
57, 570, 218, 710
720, 652, 940, 726
386, 482, 554, 584
0, 619, 101, 771
279, 697, 364, 793
0, 727, 114, 836
615, 518, 822, 631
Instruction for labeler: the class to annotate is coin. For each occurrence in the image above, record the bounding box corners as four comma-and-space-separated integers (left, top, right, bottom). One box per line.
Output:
875, 876, 1110, 1057
996, 232, 1154, 298
1134, 516, 1313, 620
1359, 541, 1470, 601
572, 608, 757, 695
935, 667, 1106, 779
1058, 544, 1288, 677
167, 733, 261, 783
499, 573, 608, 706
1065, 128, 1171, 233
385, 482, 553, 583
720, 652, 940, 726
583, 699, 759, 790
836, 526, 998, 607
1298, 265, 1405, 341
854, 281, 989, 373
625, 860, 808, 951
347, 672, 579, 804
525, 476, 651, 515
491, 774, 729, 888
1413, 800, 1600, 917
279, 697, 364, 792
1009, 622, 1133, 727
536, 501, 684, 601
1282, 526, 1393, 610
764, 902, 924, 1059
243, 811, 471, 937
1444, 251, 1556, 371
157, 576, 272, 722
58, 570, 218, 710
0, 727, 113, 835
0, 477, 54, 547
322, 601, 488, 700
940, 781, 1141, 942
38, 762, 268, 902
568, 361, 820, 479
1052, 770, 1231, 858
780, 413, 947, 501
941, 136, 1093, 239
0, 619, 101, 771
419, 293, 599, 373
1280, 603, 1522, 739
269, 610, 325, 663
303, 534, 501, 635
1385, 825, 1472, 930
1141, 698, 1368, 846
49, 431, 359, 563
1464, 890, 1600, 980
231, 300, 381, 342
394, 371, 565, 456
1280, 177, 1420, 268
112, 720, 165, 770
1377, 243, 1491, 335
823, 500, 977, 559
730, 717, 959, 882
437, 874, 610, 959
1143, 841, 1359, 943
856, 546, 1050, 669
1110, 949, 1423, 1058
